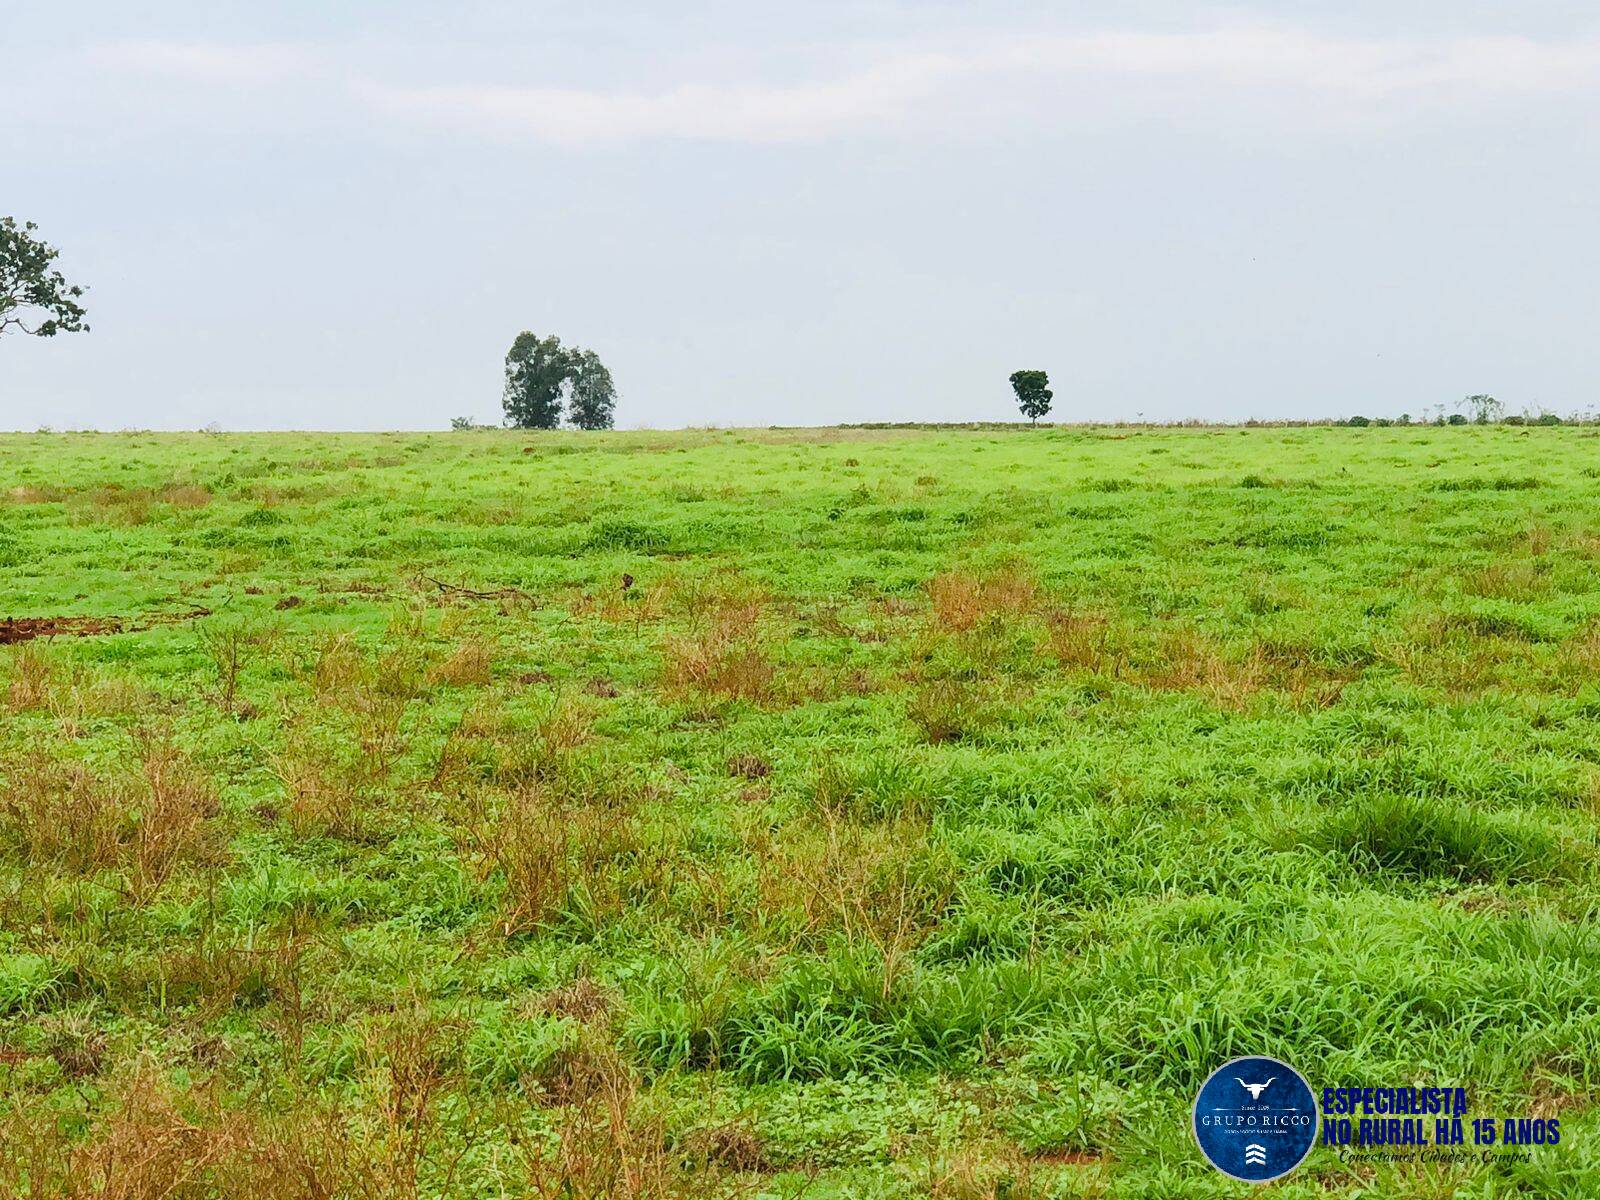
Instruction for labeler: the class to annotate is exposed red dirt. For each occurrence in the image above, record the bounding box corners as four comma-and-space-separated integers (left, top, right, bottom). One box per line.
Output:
1029, 1148, 1104, 1166
0, 616, 124, 644
0, 608, 210, 645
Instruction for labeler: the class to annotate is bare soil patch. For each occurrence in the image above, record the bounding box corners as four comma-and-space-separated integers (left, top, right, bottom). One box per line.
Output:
0, 608, 209, 645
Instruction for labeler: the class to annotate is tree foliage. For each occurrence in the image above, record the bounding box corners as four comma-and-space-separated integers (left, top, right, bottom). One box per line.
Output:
567, 349, 617, 431
1009, 369, 1053, 424
0, 217, 88, 339
502, 333, 572, 430
501, 333, 618, 430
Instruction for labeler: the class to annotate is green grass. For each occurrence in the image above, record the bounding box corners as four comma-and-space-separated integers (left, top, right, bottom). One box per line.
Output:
2, 424, 1599, 1196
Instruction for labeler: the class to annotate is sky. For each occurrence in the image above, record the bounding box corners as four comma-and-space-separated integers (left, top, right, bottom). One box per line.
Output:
4, 2, 1599, 430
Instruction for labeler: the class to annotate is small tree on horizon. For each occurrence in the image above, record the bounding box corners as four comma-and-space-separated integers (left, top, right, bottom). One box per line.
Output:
1010, 369, 1053, 424
567, 349, 617, 430
1, 217, 89, 340
502, 332, 571, 429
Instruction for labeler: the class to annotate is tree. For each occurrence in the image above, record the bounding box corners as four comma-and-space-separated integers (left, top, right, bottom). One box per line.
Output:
501, 332, 619, 430
567, 349, 617, 430
502, 332, 572, 429
1009, 369, 1053, 424
1463, 393, 1503, 424
0, 217, 88, 339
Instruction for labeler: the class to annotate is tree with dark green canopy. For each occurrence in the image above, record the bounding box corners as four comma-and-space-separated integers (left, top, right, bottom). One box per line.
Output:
567, 349, 617, 430
501, 332, 619, 430
502, 332, 572, 429
1, 217, 88, 340
1009, 369, 1053, 424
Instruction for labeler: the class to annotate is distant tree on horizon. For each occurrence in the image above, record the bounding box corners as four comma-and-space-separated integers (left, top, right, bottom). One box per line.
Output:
502, 333, 619, 430
1, 217, 88, 340
503, 332, 572, 429
1463, 393, 1503, 424
567, 349, 617, 430
1009, 369, 1053, 425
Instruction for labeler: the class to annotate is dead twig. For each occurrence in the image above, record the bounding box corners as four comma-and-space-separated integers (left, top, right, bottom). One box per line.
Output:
417, 575, 533, 604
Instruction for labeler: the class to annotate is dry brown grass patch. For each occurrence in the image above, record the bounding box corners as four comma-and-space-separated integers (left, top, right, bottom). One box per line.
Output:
5, 643, 56, 711
309, 631, 363, 698
357, 1003, 468, 1188
1044, 608, 1114, 673
133, 931, 306, 1021
39, 1013, 108, 1081
1396, 612, 1543, 692
926, 568, 1038, 633
921, 1146, 1053, 1200
273, 745, 364, 839
756, 817, 956, 991
159, 483, 213, 508
463, 785, 645, 936
726, 753, 771, 780
907, 678, 989, 744
682, 1122, 769, 1174
661, 585, 776, 704
5, 482, 63, 504
198, 620, 275, 716
349, 684, 420, 786
0, 755, 123, 872
430, 697, 509, 789
1560, 619, 1600, 679
4, 647, 153, 730
572, 573, 672, 625
1046, 609, 1343, 707
80, 484, 154, 526
1142, 626, 1263, 710
0, 1063, 251, 1199
1250, 639, 1362, 707
427, 638, 495, 688
538, 976, 615, 1023
520, 1031, 733, 1199
64, 479, 214, 521
1559, 528, 1600, 559
497, 699, 597, 788
479, 791, 567, 933
1462, 562, 1547, 600
0, 733, 219, 899
0, 1021, 515, 1199
132, 732, 221, 899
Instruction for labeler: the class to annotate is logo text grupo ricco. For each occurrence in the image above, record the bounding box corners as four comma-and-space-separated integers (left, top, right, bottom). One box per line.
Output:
1192, 1056, 1319, 1182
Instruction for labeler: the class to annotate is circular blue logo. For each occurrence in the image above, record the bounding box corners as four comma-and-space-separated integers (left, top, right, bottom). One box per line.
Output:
1192, 1055, 1319, 1182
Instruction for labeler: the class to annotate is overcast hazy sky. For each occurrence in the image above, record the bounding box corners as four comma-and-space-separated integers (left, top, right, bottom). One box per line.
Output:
5, 3, 1599, 429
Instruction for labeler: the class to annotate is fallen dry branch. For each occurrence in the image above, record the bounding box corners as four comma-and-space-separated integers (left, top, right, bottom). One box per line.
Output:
417, 575, 534, 604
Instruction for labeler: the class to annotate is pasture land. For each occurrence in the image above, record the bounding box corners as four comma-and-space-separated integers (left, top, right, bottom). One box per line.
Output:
1, 425, 1599, 1197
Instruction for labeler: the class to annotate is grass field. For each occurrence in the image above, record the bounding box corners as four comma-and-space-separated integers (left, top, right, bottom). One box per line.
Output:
2, 424, 1599, 1198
